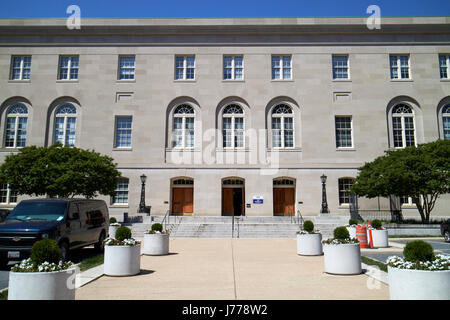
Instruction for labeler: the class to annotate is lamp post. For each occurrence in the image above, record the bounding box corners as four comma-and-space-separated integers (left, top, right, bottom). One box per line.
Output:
320, 174, 329, 214
138, 174, 148, 214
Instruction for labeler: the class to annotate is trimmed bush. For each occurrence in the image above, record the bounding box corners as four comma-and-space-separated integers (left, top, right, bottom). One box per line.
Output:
151, 223, 163, 232
403, 240, 434, 262
371, 219, 382, 230
303, 220, 314, 233
109, 217, 117, 224
30, 239, 61, 266
115, 226, 132, 241
348, 219, 359, 226
333, 226, 350, 240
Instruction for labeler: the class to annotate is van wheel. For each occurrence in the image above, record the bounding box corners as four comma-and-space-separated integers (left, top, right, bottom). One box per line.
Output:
445, 231, 450, 243
59, 241, 69, 262
95, 232, 106, 252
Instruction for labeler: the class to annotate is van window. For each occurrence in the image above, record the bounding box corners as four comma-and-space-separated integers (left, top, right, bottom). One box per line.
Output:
7, 201, 67, 222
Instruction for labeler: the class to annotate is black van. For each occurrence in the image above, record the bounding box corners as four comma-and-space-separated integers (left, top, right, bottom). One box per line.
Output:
0, 198, 109, 267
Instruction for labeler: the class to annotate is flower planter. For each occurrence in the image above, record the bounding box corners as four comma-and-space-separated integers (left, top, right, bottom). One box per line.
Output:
323, 243, 362, 275
346, 226, 357, 239
143, 233, 170, 255
8, 267, 76, 300
297, 233, 323, 256
369, 229, 389, 248
388, 266, 450, 300
108, 225, 120, 239
104, 244, 141, 276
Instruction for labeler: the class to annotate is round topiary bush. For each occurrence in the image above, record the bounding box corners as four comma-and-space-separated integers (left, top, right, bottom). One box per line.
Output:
30, 239, 61, 266
333, 226, 350, 240
115, 226, 132, 241
403, 240, 434, 262
303, 220, 314, 233
151, 223, 163, 232
348, 219, 359, 226
371, 219, 382, 230
109, 217, 117, 224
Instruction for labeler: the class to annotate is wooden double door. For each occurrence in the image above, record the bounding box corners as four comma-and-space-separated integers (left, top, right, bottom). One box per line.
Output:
222, 188, 245, 216
172, 187, 194, 216
273, 188, 295, 216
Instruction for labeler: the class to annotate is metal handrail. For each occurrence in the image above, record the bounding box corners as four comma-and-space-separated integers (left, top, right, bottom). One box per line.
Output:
162, 209, 170, 231
297, 209, 304, 230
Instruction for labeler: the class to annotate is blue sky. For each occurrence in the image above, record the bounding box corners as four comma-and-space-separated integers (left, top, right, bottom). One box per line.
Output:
0, 0, 449, 18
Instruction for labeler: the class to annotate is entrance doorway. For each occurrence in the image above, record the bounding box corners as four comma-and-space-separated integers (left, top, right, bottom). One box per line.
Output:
222, 178, 245, 216
273, 178, 295, 216
171, 178, 194, 216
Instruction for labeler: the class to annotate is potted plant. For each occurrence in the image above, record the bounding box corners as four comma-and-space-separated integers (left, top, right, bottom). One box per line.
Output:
108, 217, 121, 239
143, 223, 170, 256
367, 219, 389, 248
346, 219, 359, 239
8, 239, 76, 300
296, 220, 322, 256
322, 226, 361, 275
387, 240, 450, 300
104, 226, 141, 276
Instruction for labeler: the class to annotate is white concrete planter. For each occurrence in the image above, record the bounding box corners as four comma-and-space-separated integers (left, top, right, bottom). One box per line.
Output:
297, 233, 323, 256
8, 267, 76, 300
108, 225, 120, 239
104, 244, 141, 276
323, 243, 362, 275
369, 229, 389, 248
143, 233, 170, 255
346, 226, 357, 239
388, 266, 450, 300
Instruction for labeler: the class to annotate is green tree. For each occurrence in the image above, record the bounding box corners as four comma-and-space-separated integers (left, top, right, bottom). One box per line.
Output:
351, 140, 450, 223
0, 143, 121, 198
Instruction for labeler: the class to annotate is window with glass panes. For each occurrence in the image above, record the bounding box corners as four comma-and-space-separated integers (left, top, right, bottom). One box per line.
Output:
222, 104, 244, 148
58, 56, 79, 80
440, 55, 450, 79
335, 116, 353, 148
271, 55, 291, 80
112, 178, 129, 204
54, 104, 77, 147
175, 56, 195, 80
0, 183, 17, 204
443, 105, 450, 140
338, 178, 354, 205
4, 104, 28, 148
271, 104, 294, 148
390, 55, 410, 79
223, 55, 243, 80
332, 55, 349, 79
118, 56, 135, 80
115, 116, 132, 148
10, 56, 31, 80
392, 104, 415, 148
173, 104, 195, 148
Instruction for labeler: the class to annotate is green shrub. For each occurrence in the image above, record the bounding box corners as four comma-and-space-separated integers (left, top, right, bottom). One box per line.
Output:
109, 217, 117, 224
333, 226, 350, 240
348, 219, 359, 226
115, 226, 132, 241
151, 223, 163, 232
303, 220, 314, 233
30, 239, 61, 266
403, 240, 434, 262
371, 219, 382, 230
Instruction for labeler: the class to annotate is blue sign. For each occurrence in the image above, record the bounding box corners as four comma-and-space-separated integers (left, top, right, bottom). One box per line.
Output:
252, 196, 264, 204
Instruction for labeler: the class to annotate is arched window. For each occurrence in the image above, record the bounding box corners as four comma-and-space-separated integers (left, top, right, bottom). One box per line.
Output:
173, 104, 195, 148
272, 104, 293, 148
54, 104, 77, 147
222, 104, 244, 148
4, 104, 28, 148
442, 105, 450, 140
392, 104, 415, 148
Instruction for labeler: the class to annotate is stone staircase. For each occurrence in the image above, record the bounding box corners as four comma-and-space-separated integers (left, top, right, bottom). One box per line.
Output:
126, 214, 348, 239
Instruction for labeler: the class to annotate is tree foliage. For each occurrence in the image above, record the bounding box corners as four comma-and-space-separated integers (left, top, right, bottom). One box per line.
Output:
0, 143, 121, 198
351, 140, 450, 223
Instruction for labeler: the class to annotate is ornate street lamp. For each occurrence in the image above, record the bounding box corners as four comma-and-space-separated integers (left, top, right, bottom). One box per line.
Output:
320, 174, 329, 214
138, 174, 150, 214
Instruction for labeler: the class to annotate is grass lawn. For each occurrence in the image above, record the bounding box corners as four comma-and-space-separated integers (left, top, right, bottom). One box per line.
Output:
78, 254, 104, 272
388, 235, 441, 238
361, 256, 388, 272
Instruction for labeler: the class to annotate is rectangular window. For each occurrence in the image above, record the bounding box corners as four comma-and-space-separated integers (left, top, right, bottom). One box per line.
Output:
271, 55, 291, 80
400, 196, 413, 206
390, 55, 410, 79
5, 116, 27, 148
0, 183, 17, 204
332, 55, 349, 79
112, 179, 129, 205
335, 116, 353, 148
439, 55, 450, 79
58, 56, 79, 80
444, 116, 450, 140
223, 55, 243, 80
115, 116, 132, 148
10, 56, 31, 80
338, 178, 354, 205
175, 56, 195, 80
118, 56, 135, 80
